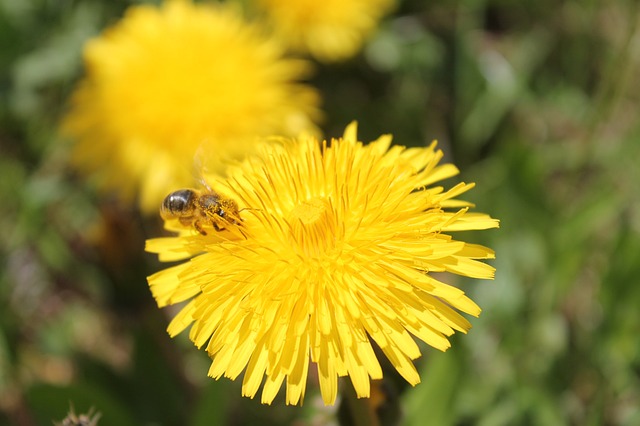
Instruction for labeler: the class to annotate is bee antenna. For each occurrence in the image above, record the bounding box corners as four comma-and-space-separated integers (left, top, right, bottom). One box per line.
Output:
238, 207, 262, 213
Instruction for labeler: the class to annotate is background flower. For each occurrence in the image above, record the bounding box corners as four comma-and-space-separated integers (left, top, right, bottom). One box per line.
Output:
147, 123, 498, 405
252, 0, 396, 62
61, 0, 321, 213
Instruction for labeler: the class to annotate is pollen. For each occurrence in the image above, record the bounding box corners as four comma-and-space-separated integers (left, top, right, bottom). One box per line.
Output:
288, 198, 338, 258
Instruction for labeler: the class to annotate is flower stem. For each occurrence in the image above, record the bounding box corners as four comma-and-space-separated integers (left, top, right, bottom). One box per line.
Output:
339, 379, 381, 426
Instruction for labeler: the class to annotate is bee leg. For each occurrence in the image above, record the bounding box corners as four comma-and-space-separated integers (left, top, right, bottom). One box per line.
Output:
213, 222, 224, 232
193, 220, 208, 236
179, 217, 193, 227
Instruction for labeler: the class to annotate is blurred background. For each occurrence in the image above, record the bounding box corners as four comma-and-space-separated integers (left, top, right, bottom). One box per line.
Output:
1, 0, 639, 425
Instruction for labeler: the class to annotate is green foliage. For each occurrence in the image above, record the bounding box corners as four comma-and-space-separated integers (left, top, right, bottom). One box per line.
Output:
2, 0, 639, 424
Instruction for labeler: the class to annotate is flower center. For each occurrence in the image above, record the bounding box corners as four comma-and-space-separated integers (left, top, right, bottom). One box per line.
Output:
288, 198, 337, 258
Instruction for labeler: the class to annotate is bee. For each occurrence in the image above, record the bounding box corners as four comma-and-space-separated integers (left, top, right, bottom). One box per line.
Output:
160, 188, 241, 235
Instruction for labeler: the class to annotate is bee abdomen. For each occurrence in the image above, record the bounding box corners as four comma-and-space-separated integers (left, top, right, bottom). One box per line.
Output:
161, 189, 197, 218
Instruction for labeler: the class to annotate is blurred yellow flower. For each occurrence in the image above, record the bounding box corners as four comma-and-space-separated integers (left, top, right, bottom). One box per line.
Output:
62, 0, 320, 213
253, 0, 396, 62
146, 123, 499, 405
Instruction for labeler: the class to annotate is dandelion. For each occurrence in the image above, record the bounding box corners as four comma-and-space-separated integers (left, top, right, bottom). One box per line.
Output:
146, 123, 499, 405
252, 0, 396, 62
61, 0, 320, 213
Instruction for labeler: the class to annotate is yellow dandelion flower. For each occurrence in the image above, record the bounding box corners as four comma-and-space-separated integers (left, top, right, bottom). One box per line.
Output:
253, 0, 396, 62
146, 123, 499, 405
62, 0, 321, 213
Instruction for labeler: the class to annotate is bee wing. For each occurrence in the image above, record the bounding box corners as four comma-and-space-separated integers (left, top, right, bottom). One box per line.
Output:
193, 140, 238, 198
193, 141, 216, 192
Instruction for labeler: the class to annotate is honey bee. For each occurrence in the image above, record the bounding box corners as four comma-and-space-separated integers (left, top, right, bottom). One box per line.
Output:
160, 188, 241, 235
